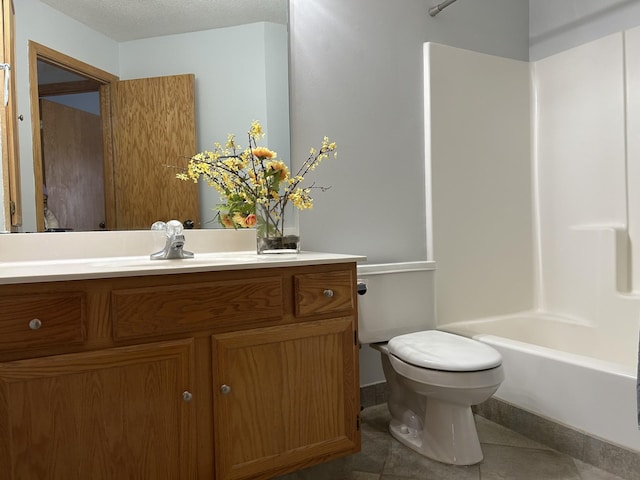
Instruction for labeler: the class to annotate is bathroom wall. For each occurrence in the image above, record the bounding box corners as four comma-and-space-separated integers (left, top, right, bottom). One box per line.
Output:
424, 9, 640, 336
530, 0, 640, 61
628, 27, 640, 294
288, 0, 529, 265
533, 28, 640, 340
288, 0, 530, 385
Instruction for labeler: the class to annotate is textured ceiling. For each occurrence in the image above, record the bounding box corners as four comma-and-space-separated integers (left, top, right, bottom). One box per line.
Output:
40, 0, 288, 42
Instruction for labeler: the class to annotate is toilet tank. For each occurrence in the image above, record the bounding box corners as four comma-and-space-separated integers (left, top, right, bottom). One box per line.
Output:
357, 262, 437, 344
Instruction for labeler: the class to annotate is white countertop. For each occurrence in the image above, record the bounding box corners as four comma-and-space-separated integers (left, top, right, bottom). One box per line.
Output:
0, 251, 365, 285
0, 230, 365, 285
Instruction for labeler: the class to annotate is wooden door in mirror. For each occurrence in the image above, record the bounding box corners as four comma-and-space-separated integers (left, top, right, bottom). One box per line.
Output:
41, 99, 106, 231
111, 74, 199, 230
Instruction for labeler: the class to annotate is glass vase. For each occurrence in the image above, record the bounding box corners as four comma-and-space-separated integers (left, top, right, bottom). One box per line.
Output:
256, 201, 300, 254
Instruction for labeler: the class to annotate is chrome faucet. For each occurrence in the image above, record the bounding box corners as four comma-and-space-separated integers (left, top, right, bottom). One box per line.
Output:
150, 220, 194, 260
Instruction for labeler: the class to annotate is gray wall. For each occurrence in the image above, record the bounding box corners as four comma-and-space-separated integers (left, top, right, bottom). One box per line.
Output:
289, 0, 529, 264
289, 0, 529, 387
530, 0, 640, 60
287, 0, 640, 388
288, 0, 640, 264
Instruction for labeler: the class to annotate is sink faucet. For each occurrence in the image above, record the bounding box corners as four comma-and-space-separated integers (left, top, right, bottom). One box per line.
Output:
150, 220, 194, 260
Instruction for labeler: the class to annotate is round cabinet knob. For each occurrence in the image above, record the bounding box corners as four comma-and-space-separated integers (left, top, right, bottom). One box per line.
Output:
323, 289, 334, 298
182, 391, 193, 402
28, 318, 42, 330
220, 384, 231, 395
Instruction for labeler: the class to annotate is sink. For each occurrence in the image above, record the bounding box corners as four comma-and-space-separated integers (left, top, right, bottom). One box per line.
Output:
0, 252, 264, 284
88, 251, 259, 269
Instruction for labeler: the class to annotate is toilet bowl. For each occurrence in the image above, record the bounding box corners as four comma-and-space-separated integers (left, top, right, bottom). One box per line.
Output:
356, 263, 504, 465
372, 330, 504, 465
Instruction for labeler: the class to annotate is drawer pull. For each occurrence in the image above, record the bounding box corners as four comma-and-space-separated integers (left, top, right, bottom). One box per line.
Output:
182, 391, 193, 402
220, 384, 231, 395
323, 289, 334, 298
28, 318, 42, 330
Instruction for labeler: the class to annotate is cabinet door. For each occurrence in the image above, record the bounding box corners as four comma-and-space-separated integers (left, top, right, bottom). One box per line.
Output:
212, 317, 360, 480
0, 339, 195, 480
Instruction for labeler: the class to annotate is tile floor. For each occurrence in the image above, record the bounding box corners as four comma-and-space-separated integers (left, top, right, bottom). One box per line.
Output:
276, 404, 626, 480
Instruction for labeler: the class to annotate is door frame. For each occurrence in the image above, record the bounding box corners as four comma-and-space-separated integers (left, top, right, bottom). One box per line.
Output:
28, 41, 119, 231
1, 0, 20, 230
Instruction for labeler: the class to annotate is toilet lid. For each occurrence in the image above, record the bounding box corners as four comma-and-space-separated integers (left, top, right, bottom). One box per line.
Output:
387, 330, 502, 372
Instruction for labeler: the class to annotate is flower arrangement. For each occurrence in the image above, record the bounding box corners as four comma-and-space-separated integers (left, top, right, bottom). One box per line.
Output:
177, 120, 337, 251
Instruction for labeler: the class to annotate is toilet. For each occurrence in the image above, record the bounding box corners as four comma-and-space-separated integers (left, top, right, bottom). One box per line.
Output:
357, 265, 504, 466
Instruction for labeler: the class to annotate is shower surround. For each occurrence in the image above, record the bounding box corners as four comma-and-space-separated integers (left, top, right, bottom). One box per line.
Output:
426, 26, 640, 452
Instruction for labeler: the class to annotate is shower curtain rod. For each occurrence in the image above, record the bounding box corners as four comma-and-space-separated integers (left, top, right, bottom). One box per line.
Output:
429, 0, 458, 16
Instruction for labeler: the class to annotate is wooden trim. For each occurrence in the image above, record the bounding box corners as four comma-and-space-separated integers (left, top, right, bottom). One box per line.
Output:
30, 42, 118, 84
1, 0, 20, 230
100, 84, 116, 230
6, 0, 20, 229
38, 79, 103, 97
28, 42, 44, 231
0, 0, 10, 230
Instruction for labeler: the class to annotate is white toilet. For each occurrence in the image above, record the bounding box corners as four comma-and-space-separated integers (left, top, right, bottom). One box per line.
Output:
357, 265, 504, 466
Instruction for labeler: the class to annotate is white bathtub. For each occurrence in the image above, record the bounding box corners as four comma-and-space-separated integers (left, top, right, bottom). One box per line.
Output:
439, 312, 640, 452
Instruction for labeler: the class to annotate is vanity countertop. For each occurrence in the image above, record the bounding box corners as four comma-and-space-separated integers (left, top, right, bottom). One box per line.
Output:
0, 251, 366, 285
0, 230, 365, 285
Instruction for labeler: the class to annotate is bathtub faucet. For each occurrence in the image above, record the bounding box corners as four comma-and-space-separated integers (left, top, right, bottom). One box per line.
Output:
150, 220, 194, 260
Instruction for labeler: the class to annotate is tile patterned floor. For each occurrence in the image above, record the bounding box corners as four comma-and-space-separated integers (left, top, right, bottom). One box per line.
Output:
276, 404, 626, 480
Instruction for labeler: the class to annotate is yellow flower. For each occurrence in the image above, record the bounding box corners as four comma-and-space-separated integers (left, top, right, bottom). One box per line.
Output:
289, 188, 313, 210
252, 147, 277, 160
266, 161, 289, 181
220, 213, 235, 229
233, 212, 246, 227
178, 120, 338, 229
225, 134, 237, 150
249, 120, 264, 138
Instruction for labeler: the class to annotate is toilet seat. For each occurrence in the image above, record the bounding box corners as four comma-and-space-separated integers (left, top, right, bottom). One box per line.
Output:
387, 330, 502, 372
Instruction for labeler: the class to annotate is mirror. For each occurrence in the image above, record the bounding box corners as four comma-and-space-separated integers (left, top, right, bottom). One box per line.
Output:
12, 0, 290, 232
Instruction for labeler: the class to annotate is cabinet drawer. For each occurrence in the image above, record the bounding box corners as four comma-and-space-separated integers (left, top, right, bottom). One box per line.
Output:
294, 270, 355, 317
112, 277, 284, 339
0, 293, 85, 350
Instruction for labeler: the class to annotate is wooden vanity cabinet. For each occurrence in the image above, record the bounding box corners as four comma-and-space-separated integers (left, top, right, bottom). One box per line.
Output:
212, 267, 360, 480
212, 317, 359, 480
0, 262, 360, 479
0, 340, 196, 480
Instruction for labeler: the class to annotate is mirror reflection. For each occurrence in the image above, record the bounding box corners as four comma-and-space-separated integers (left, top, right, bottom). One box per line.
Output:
13, 0, 290, 232
37, 60, 106, 232
32, 45, 200, 232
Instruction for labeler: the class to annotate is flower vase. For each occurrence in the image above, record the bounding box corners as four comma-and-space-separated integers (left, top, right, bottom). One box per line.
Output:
256, 201, 300, 254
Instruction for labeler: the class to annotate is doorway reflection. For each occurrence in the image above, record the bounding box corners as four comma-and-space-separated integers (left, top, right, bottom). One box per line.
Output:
38, 60, 106, 231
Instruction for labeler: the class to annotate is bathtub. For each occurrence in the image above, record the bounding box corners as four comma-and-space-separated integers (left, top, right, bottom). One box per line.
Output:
439, 312, 640, 452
